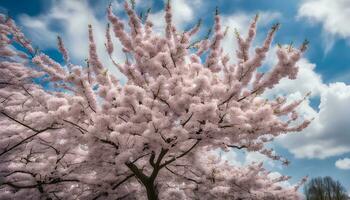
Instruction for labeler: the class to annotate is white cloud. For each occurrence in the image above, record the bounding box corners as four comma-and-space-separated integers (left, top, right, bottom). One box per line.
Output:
298, 0, 350, 51
109, 0, 153, 14
220, 12, 281, 63
20, 0, 105, 59
247, 35, 350, 159
299, 0, 350, 38
268, 171, 292, 188
253, 41, 350, 160
219, 150, 243, 167
220, 149, 276, 168
19, 0, 125, 80
276, 75, 350, 159
19, 15, 57, 49
335, 158, 350, 170
149, 0, 203, 34
245, 151, 278, 168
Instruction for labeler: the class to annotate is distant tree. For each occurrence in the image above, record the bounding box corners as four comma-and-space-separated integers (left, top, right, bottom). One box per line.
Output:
304, 176, 349, 200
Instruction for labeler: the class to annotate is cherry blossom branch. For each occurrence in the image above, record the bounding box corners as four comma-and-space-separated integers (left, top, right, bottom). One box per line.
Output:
3, 178, 79, 191
112, 174, 135, 190
165, 166, 201, 184
160, 139, 201, 168
0, 111, 59, 157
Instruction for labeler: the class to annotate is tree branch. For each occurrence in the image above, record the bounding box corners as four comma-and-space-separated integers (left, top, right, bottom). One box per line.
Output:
0, 111, 59, 157
160, 139, 200, 168
165, 166, 201, 184
227, 144, 247, 149
112, 174, 135, 190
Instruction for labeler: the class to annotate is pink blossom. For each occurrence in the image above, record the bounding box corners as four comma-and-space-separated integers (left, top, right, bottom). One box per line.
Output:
0, 3, 311, 199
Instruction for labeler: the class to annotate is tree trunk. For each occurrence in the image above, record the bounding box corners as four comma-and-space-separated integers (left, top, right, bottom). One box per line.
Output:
145, 180, 158, 200
125, 161, 160, 200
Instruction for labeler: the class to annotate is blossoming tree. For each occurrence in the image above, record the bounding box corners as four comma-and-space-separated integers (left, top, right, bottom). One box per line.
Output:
0, 1, 310, 199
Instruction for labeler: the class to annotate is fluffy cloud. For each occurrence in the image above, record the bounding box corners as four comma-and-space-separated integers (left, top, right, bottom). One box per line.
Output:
242, 20, 350, 159
220, 12, 281, 63
268, 171, 292, 188
299, 0, 350, 38
275, 66, 350, 159
335, 158, 350, 170
219, 150, 244, 167
256, 34, 350, 160
18, 0, 126, 80
220, 149, 277, 169
149, 0, 204, 34
298, 0, 350, 51
20, 0, 110, 60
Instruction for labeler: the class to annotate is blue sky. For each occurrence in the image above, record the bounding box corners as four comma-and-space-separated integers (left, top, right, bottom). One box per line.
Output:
1, 0, 350, 193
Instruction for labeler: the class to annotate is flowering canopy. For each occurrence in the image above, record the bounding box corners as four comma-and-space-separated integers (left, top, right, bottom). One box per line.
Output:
0, 1, 310, 199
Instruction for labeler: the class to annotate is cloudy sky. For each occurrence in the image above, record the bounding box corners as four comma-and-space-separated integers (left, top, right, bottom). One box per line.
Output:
1, 0, 350, 193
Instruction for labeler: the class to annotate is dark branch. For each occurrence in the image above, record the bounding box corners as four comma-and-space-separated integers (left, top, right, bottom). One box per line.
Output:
227, 144, 247, 149
99, 139, 119, 150
160, 139, 200, 168
0, 111, 59, 157
181, 112, 193, 127
112, 174, 135, 190
165, 166, 201, 184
